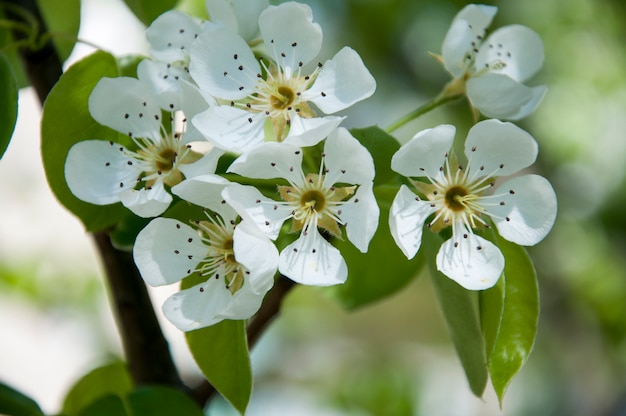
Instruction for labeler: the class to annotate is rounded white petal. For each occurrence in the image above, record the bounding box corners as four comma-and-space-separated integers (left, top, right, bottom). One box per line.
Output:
389, 185, 436, 259
303, 47, 376, 114
485, 174, 557, 246
259, 2, 322, 73
337, 182, 379, 253
505, 84, 547, 120
222, 183, 292, 240
192, 105, 265, 153
133, 218, 207, 286
442, 4, 497, 78
323, 127, 375, 185
88, 77, 162, 139
137, 59, 191, 111
466, 73, 534, 120
206, 0, 268, 42
436, 231, 504, 290
279, 230, 347, 286
65, 140, 141, 205
284, 113, 343, 148
189, 28, 260, 100
476, 25, 544, 83
391, 124, 455, 179
227, 142, 304, 184
177, 147, 224, 179
119, 184, 172, 218
464, 119, 538, 179
146, 10, 203, 63
171, 174, 232, 215
233, 221, 278, 294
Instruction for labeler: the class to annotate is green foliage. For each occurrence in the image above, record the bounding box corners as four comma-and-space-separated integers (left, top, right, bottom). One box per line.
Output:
350, 126, 401, 186
126, 386, 204, 416
40, 51, 132, 232
186, 321, 252, 415
331, 185, 424, 309
36, 0, 81, 61
62, 361, 133, 415
425, 232, 488, 397
76, 395, 127, 416
0, 54, 18, 159
0, 382, 44, 416
481, 236, 539, 405
123, 0, 180, 26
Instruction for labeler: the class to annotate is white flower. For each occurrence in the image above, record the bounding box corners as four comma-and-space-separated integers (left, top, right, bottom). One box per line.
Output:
440, 4, 546, 120
389, 120, 557, 290
205, 0, 268, 43
222, 127, 379, 286
133, 175, 278, 330
189, 1, 376, 153
65, 76, 221, 218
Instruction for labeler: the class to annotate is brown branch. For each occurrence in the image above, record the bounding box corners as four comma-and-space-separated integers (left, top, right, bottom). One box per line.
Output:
5, 0, 184, 391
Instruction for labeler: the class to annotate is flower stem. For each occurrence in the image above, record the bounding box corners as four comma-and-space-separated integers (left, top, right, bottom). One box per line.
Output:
386, 91, 463, 134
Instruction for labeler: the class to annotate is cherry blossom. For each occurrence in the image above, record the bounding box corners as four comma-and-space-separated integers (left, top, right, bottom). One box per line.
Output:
389, 120, 557, 290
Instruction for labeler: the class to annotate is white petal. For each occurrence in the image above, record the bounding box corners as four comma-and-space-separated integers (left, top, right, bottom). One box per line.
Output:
189, 28, 260, 100
284, 113, 343, 148
133, 218, 207, 286
146, 10, 203, 63
442, 4, 497, 78
171, 174, 232, 216
222, 183, 291, 240
464, 119, 538, 179
391, 124, 455, 179
506, 84, 547, 121
233, 221, 278, 294
303, 47, 376, 114
119, 183, 172, 218
485, 174, 557, 246
466, 73, 534, 120
227, 142, 304, 184
88, 77, 162, 139
436, 230, 503, 290
178, 80, 216, 142
388, 185, 435, 259
65, 140, 140, 205
259, 2, 322, 74
279, 230, 347, 286
476, 25, 544, 82
177, 147, 224, 179
206, 0, 268, 42
137, 59, 191, 111
323, 127, 375, 185
192, 105, 265, 153
337, 182, 379, 253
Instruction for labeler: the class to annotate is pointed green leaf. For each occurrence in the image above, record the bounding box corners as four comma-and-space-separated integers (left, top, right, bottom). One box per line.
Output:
349, 126, 401, 186
127, 386, 203, 416
62, 361, 133, 415
36, 0, 81, 61
76, 395, 128, 416
0, 381, 44, 416
485, 236, 539, 404
0, 54, 18, 159
123, 0, 179, 26
479, 274, 504, 360
331, 185, 424, 309
41, 51, 132, 232
186, 320, 251, 414
425, 232, 488, 397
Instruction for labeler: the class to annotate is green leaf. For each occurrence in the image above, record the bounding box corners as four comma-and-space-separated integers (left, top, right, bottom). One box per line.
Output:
484, 236, 539, 405
127, 386, 203, 416
0, 54, 18, 159
186, 320, 252, 415
41, 50, 131, 232
349, 126, 401, 186
0, 381, 44, 416
36, 0, 81, 61
123, 0, 180, 26
331, 185, 424, 309
62, 361, 133, 416
479, 274, 504, 361
0, 7, 29, 88
76, 395, 128, 416
425, 232, 488, 397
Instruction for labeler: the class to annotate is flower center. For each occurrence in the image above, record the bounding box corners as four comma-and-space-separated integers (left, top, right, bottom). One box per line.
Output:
300, 189, 326, 213
444, 185, 470, 212
155, 147, 178, 172
269, 86, 295, 110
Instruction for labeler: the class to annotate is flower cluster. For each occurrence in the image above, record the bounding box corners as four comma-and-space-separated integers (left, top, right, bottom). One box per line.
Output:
64, 1, 556, 329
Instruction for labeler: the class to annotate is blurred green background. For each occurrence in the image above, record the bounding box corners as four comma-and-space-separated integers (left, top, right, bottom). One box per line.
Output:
1, 0, 626, 414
